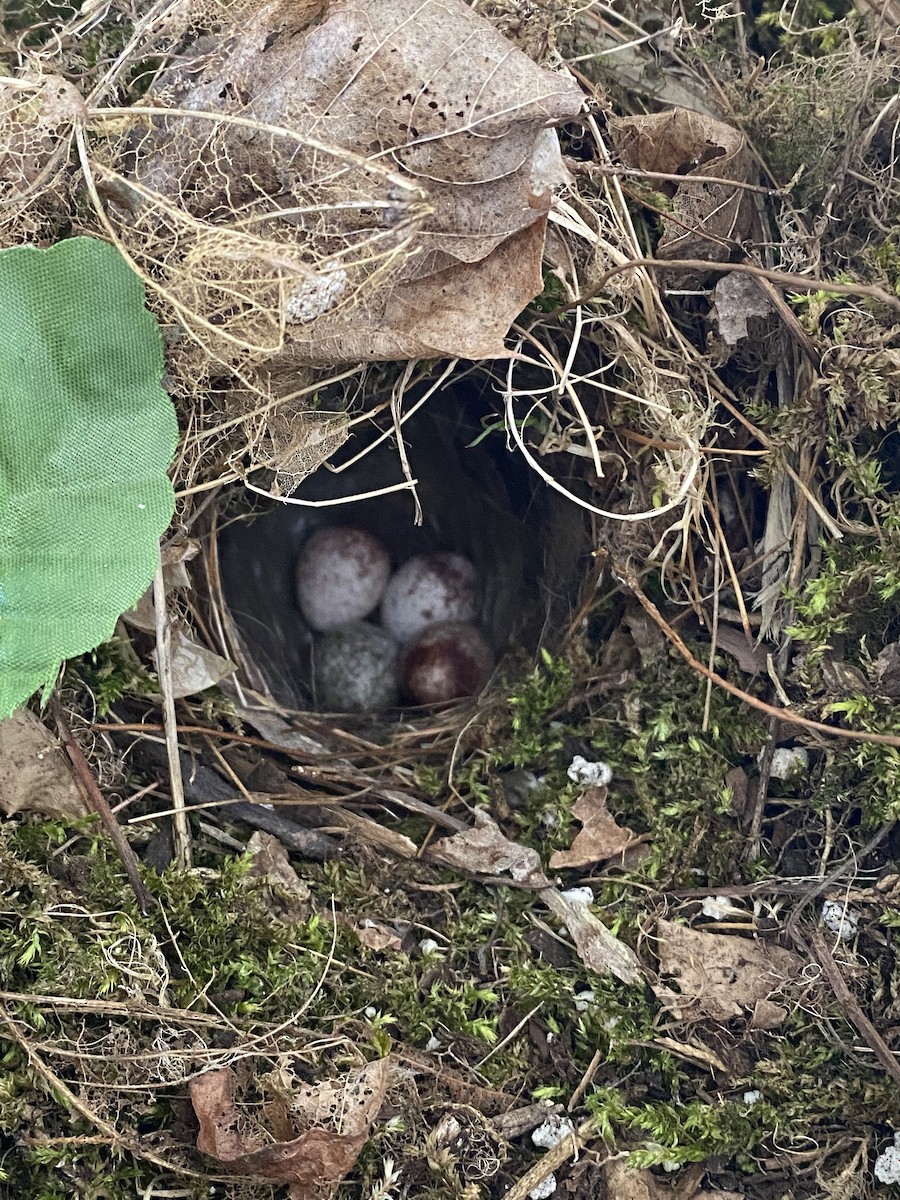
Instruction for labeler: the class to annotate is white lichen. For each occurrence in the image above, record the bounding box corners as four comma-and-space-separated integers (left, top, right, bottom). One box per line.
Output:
528, 1172, 557, 1199
875, 1133, 900, 1184
701, 895, 740, 920
821, 900, 859, 941
286, 269, 349, 323
765, 746, 810, 781
531, 1115, 575, 1150
567, 755, 613, 787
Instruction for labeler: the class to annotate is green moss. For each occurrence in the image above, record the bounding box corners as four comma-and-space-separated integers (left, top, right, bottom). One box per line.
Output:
1, 642, 896, 1194
65, 635, 157, 716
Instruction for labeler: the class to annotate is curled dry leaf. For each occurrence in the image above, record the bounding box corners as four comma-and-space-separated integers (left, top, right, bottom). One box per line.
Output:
750, 997, 788, 1030
653, 919, 802, 1023
0, 708, 87, 819
429, 810, 642, 985
122, 541, 199, 634
549, 785, 640, 870
122, 545, 236, 698
713, 623, 773, 677
157, 628, 236, 699
542, 887, 642, 985
492, 1101, 565, 1141
608, 108, 756, 274
725, 765, 751, 820
190, 1057, 388, 1194
353, 918, 404, 953
428, 808, 547, 886
135, 0, 583, 364
876, 642, 900, 697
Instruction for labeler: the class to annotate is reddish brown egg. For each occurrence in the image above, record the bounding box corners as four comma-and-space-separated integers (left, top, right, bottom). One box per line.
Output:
402, 621, 494, 705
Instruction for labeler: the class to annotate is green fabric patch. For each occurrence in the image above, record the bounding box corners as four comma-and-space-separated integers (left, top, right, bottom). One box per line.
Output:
0, 237, 178, 717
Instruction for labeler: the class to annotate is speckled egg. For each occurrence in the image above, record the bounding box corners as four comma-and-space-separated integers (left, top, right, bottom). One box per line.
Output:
313, 622, 399, 712
402, 621, 494, 705
296, 526, 391, 632
380, 553, 477, 643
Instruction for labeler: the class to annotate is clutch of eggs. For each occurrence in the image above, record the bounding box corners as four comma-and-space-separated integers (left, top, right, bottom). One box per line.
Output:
296, 526, 493, 711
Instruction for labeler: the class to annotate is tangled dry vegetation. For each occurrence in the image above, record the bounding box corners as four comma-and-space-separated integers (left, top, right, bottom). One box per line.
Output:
5, 0, 900, 1198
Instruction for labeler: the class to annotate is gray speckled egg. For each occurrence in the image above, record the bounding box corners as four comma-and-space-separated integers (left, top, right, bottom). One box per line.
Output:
296, 526, 391, 632
380, 553, 477, 643
313, 622, 399, 712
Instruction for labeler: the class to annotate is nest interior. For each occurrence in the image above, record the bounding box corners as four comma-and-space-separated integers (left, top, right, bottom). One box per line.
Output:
217, 377, 589, 710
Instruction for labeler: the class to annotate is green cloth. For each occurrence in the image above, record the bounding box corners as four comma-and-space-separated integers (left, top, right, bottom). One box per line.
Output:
0, 236, 178, 717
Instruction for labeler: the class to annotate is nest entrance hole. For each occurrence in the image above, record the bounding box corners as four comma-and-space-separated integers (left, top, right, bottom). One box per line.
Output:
217, 378, 589, 713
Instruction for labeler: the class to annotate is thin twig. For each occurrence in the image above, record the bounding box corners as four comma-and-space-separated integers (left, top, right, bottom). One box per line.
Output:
503, 1116, 598, 1200
152, 559, 192, 869
242, 476, 419, 506
0, 1005, 206, 1178
50, 699, 155, 914
615, 559, 900, 747
567, 1048, 604, 1112
554, 256, 900, 316
805, 928, 900, 1087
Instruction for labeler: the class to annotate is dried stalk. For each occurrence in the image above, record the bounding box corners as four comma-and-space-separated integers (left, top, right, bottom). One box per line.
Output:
152, 558, 192, 869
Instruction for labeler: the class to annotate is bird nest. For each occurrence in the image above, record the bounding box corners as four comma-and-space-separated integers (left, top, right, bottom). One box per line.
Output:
211, 377, 584, 718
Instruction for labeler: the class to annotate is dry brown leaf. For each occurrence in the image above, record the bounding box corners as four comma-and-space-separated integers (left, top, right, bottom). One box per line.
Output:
750, 997, 788, 1030
248, 831, 311, 920
725, 765, 751, 820
142, 0, 583, 364
622, 608, 666, 664
714, 624, 773, 677
190, 1057, 387, 1193
653, 919, 802, 1022
123, 540, 200, 634
299, 220, 547, 361
429, 810, 642, 984
877, 643, 900, 697
429, 808, 545, 884
152, 628, 235, 699
609, 109, 755, 270
353, 918, 403, 953
601, 1160, 668, 1200
549, 786, 639, 869
604, 1164, 743, 1200
124, 547, 233, 697
492, 1102, 564, 1140
0, 709, 87, 819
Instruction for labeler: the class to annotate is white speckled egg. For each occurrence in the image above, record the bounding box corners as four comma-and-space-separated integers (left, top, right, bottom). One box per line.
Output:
401, 621, 494, 705
380, 553, 477, 643
313, 623, 399, 712
296, 526, 391, 633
